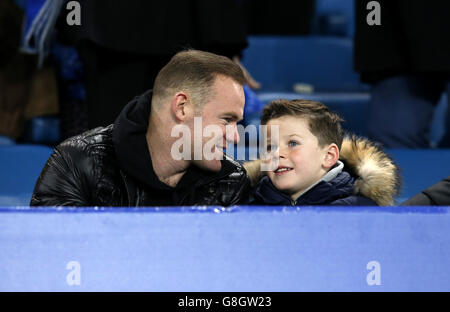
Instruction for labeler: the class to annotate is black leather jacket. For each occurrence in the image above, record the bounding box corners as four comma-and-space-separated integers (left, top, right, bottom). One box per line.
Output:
401, 175, 450, 206
30, 91, 250, 207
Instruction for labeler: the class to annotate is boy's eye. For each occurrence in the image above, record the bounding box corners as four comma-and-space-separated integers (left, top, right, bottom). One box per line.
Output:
288, 140, 299, 147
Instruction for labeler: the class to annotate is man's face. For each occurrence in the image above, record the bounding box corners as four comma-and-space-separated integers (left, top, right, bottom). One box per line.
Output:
190, 75, 245, 172
266, 116, 328, 200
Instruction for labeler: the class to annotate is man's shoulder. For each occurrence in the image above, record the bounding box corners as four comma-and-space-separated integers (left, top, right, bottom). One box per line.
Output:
55, 125, 123, 201
31, 125, 126, 206
54, 125, 119, 178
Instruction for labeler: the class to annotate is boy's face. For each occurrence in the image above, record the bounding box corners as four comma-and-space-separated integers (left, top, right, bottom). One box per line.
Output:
265, 116, 330, 201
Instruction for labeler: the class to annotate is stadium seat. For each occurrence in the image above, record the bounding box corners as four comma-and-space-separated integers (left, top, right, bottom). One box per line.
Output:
241, 35, 371, 138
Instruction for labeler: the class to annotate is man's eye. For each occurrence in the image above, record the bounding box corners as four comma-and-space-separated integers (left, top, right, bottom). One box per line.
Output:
266, 144, 276, 152
288, 140, 299, 147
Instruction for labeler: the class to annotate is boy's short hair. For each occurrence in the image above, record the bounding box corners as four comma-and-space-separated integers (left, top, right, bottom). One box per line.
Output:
261, 99, 344, 150
152, 49, 246, 109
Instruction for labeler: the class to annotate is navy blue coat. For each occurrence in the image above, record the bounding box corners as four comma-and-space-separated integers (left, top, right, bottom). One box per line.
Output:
252, 172, 377, 206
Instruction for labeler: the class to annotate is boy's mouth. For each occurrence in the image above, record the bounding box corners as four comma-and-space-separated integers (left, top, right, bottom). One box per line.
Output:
274, 166, 293, 175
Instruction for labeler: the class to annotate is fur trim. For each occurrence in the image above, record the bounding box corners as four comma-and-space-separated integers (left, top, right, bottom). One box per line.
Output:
340, 135, 401, 206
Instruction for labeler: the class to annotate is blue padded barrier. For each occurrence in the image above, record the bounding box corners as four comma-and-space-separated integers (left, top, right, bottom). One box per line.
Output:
0, 144, 53, 205
242, 36, 369, 92
0, 135, 15, 145
0, 206, 449, 291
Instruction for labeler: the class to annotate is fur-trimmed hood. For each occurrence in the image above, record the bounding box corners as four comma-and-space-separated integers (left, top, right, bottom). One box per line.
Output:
244, 136, 401, 206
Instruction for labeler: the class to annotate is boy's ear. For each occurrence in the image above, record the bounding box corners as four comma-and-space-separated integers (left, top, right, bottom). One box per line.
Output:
171, 92, 193, 122
323, 143, 339, 169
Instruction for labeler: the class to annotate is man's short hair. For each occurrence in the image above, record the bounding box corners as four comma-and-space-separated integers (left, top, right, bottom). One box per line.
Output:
260, 99, 344, 150
152, 50, 246, 109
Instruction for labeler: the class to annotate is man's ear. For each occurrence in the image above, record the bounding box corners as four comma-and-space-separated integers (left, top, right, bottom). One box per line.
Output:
323, 143, 339, 169
171, 92, 193, 122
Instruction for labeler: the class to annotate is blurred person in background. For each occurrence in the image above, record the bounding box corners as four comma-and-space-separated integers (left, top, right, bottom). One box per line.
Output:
0, 0, 58, 143
0, 0, 35, 141
59, 0, 259, 129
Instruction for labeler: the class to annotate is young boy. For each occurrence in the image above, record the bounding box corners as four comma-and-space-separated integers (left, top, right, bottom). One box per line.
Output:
245, 99, 400, 206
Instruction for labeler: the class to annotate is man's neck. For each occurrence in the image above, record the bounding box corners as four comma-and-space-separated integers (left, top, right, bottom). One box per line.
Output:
146, 117, 189, 188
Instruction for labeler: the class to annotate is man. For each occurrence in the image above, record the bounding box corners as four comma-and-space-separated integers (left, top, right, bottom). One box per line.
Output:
30, 50, 250, 206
